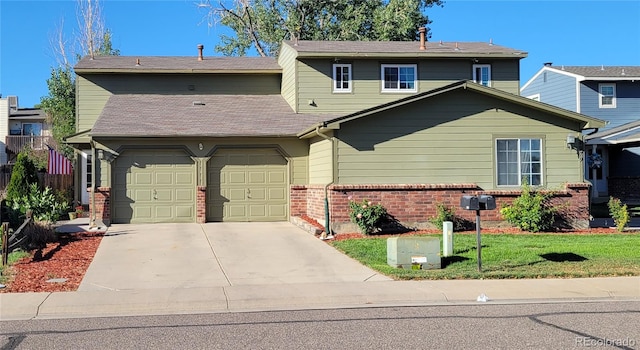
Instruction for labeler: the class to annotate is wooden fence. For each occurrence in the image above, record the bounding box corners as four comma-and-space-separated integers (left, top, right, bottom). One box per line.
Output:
0, 173, 73, 194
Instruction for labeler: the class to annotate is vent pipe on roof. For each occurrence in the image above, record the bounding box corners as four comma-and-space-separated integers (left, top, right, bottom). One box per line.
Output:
419, 27, 426, 50
197, 44, 204, 61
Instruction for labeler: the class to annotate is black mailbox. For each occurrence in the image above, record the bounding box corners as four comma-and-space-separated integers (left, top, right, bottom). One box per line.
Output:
478, 195, 496, 210
460, 195, 479, 210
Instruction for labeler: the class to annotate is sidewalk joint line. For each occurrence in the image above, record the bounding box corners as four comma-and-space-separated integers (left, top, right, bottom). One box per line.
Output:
200, 224, 233, 287
34, 292, 53, 319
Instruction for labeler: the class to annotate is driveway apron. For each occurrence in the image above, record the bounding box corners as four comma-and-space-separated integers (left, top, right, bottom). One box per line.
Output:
79, 222, 388, 291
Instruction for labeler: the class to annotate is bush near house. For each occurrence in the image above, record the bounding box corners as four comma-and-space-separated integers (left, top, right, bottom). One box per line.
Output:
500, 181, 556, 233
608, 197, 629, 232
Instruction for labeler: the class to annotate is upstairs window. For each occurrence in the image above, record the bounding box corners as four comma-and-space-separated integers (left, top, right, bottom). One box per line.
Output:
333, 64, 352, 93
381, 64, 417, 92
599, 83, 616, 108
473, 64, 491, 87
496, 138, 542, 186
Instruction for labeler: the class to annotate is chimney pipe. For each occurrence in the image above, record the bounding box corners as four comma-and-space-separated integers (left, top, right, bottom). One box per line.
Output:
197, 44, 204, 61
419, 27, 426, 51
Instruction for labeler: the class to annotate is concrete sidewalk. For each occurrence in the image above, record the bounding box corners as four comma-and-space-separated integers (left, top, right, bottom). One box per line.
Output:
1, 277, 638, 320
1, 221, 639, 320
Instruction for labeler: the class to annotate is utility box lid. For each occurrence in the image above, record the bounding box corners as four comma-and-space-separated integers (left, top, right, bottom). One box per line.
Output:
387, 236, 441, 270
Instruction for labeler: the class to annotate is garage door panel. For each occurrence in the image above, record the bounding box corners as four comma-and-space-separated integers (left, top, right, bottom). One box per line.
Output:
135, 173, 153, 185
268, 171, 286, 183
268, 188, 286, 200
207, 148, 288, 222
228, 188, 246, 200
228, 172, 246, 184
176, 189, 194, 201
249, 188, 266, 200
155, 173, 173, 185
113, 150, 195, 224
134, 189, 153, 201
176, 172, 194, 185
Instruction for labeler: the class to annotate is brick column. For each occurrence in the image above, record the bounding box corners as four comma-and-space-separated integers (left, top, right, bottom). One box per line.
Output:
92, 187, 111, 225
197, 186, 207, 223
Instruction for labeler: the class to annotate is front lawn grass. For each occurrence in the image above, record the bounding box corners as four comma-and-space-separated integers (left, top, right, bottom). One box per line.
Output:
330, 234, 640, 279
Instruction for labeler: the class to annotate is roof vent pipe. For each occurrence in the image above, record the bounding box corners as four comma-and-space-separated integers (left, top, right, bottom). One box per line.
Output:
419, 27, 426, 50
197, 44, 204, 61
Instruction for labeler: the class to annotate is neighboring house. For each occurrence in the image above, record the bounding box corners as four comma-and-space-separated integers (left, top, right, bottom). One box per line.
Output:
521, 65, 640, 200
69, 30, 604, 230
0, 95, 52, 166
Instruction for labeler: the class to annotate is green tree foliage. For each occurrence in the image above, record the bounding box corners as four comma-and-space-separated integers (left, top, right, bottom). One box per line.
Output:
5, 152, 40, 205
39, 66, 76, 158
200, 0, 444, 57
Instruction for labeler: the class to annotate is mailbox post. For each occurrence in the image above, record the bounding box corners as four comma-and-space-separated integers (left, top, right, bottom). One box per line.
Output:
460, 195, 495, 272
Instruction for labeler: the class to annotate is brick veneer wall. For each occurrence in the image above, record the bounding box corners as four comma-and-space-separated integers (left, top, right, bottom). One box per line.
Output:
291, 183, 592, 233
196, 186, 206, 223
91, 187, 111, 225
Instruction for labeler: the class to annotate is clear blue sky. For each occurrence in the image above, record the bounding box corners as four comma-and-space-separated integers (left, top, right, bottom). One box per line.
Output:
1, 0, 639, 108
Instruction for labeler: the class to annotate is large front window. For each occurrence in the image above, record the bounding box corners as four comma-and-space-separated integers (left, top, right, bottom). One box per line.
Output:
381, 64, 417, 92
496, 138, 542, 186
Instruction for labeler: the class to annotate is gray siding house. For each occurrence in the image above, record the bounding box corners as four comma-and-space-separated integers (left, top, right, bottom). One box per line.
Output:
70, 32, 604, 231
521, 65, 640, 200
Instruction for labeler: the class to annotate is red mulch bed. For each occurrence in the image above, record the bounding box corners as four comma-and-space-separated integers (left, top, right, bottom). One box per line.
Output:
1, 231, 104, 293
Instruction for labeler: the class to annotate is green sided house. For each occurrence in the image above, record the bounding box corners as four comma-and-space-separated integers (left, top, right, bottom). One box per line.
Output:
68, 31, 605, 230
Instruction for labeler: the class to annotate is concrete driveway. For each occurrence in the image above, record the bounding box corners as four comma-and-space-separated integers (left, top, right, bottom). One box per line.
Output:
79, 222, 389, 291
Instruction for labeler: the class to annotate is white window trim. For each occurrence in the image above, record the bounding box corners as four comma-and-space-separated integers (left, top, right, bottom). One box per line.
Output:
332, 63, 352, 93
495, 138, 543, 187
473, 64, 492, 87
598, 83, 616, 108
526, 94, 541, 101
381, 64, 417, 93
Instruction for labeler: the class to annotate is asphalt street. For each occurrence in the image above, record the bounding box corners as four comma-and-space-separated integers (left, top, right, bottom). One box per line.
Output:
2, 301, 639, 349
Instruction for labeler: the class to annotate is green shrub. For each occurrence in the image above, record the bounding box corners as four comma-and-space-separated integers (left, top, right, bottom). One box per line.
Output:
348, 198, 388, 235
5, 151, 39, 205
11, 183, 68, 223
430, 203, 457, 230
608, 197, 629, 232
500, 181, 555, 232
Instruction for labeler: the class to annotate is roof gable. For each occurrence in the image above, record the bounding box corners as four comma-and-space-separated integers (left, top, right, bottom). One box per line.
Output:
299, 81, 605, 137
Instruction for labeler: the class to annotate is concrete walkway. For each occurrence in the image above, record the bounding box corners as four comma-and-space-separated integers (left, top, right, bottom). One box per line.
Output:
1, 222, 639, 320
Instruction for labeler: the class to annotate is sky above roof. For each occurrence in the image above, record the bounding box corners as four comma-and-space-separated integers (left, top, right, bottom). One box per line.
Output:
1, 0, 639, 108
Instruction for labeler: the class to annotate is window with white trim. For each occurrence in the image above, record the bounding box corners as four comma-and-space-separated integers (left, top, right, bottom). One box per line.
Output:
473, 64, 491, 87
598, 83, 616, 108
381, 64, 417, 92
333, 64, 352, 93
496, 138, 542, 186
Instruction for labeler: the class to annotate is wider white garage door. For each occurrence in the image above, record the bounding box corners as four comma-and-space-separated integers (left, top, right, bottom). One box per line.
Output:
113, 149, 195, 223
207, 149, 288, 222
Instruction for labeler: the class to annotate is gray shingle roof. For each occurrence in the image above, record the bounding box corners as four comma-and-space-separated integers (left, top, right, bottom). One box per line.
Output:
91, 94, 336, 137
75, 56, 281, 72
550, 66, 640, 78
284, 40, 527, 57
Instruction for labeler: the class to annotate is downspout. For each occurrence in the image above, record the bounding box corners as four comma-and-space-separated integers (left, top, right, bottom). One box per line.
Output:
315, 124, 335, 237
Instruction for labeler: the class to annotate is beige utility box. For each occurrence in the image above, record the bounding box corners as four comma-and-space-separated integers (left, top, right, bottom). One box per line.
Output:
387, 236, 441, 270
